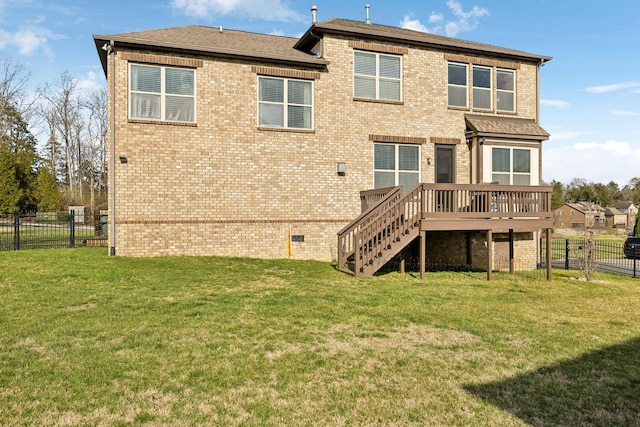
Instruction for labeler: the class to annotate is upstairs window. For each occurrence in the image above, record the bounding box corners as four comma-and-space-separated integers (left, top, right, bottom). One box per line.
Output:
374, 143, 419, 190
448, 62, 517, 112
129, 64, 195, 123
258, 76, 313, 130
497, 69, 516, 112
492, 147, 531, 185
472, 65, 492, 110
354, 51, 402, 101
448, 63, 468, 107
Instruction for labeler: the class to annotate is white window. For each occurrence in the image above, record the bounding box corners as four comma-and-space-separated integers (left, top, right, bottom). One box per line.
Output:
472, 65, 492, 110
354, 51, 401, 101
258, 76, 313, 129
129, 64, 195, 123
492, 147, 531, 185
374, 143, 420, 190
448, 63, 468, 107
497, 68, 516, 112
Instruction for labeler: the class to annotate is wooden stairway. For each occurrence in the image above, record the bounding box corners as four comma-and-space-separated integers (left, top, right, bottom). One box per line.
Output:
337, 185, 423, 277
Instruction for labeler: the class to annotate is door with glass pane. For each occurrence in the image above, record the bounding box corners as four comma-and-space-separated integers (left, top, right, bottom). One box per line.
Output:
373, 143, 420, 191
435, 145, 455, 211
435, 145, 454, 183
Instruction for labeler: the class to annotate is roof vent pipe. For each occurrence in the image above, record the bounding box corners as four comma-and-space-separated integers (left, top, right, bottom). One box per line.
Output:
365, 4, 371, 24
311, 5, 317, 24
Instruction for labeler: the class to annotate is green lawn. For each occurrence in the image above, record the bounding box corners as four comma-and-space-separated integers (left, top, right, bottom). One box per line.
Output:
1, 249, 639, 426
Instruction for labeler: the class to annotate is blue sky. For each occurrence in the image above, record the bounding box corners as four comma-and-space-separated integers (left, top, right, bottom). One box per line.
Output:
1, 0, 639, 187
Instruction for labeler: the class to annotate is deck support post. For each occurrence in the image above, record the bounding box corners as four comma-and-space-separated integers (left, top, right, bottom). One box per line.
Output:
420, 231, 426, 280
486, 229, 493, 281
399, 258, 405, 274
545, 228, 552, 281
509, 229, 514, 274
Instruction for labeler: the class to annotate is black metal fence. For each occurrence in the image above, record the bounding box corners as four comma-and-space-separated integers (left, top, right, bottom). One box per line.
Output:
543, 238, 640, 278
0, 212, 107, 251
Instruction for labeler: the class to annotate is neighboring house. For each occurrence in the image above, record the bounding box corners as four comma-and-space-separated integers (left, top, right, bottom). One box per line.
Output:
554, 202, 606, 229
604, 207, 627, 229
613, 201, 638, 227
93, 8, 553, 277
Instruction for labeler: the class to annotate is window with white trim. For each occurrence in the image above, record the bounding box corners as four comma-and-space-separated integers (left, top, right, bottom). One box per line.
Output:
447, 63, 468, 107
258, 76, 313, 129
354, 51, 401, 101
472, 65, 492, 110
496, 68, 516, 112
492, 147, 531, 185
374, 143, 419, 190
129, 63, 195, 123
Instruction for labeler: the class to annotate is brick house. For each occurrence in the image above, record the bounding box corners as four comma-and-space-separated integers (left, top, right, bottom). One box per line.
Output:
93, 11, 553, 278
604, 206, 627, 229
554, 202, 605, 229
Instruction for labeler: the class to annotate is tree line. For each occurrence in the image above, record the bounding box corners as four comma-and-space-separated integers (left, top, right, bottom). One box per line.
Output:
547, 178, 640, 211
0, 56, 107, 215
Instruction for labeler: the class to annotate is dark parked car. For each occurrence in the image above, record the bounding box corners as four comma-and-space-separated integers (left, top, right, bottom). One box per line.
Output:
623, 237, 640, 259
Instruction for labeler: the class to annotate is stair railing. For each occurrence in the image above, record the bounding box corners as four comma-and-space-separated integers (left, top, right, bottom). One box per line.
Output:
337, 186, 403, 274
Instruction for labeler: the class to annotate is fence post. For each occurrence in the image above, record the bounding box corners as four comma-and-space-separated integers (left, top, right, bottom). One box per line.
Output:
13, 212, 20, 251
634, 247, 638, 279
565, 239, 570, 270
69, 211, 75, 248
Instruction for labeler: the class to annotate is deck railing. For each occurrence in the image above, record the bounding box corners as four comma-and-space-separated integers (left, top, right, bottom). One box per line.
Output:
421, 184, 553, 220
338, 183, 553, 276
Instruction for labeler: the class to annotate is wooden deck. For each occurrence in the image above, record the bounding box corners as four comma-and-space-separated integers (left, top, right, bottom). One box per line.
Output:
339, 184, 553, 278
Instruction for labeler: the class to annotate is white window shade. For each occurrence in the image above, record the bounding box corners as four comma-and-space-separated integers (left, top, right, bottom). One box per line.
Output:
129, 63, 195, 123
354, 51, 402, 101
258, 76, 312, 130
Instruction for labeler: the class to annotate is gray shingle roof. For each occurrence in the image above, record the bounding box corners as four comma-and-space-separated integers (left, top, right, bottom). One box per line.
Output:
94, 25, 328, 74
465, 114, 549, 140
296, 18, 552, 63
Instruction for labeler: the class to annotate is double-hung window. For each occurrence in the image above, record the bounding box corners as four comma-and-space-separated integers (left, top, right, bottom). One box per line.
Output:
354, 51, 401, 101
447, 63, 468, 107
496, 69, 516, 112
492, 147, 531, 185
374, 143, 419, 190
472, 65, 492, 110
258, 76, 313, 129
129, 64, 195, 123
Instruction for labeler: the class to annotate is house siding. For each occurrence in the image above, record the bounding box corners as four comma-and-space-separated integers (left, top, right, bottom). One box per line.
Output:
106, 28, 545, 262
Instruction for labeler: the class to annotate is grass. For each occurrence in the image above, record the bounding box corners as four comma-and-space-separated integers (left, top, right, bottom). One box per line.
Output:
1, 248, 639, 426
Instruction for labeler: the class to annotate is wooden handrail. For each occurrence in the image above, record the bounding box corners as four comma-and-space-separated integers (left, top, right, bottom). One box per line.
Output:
337, 187, 403, 274
338, 184, 553, 276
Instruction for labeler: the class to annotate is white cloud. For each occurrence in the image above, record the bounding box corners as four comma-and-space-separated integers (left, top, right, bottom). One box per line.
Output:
75, 70, 104, 93
444, 0, 489, 36
171, 0, 305, 22
0, 15, 58, 57
541, 99, 571, 109
400, 14, 431, 33
612, 110, 639, 116
543, 139, 640, 185
400, 0, 489, 37
585, 81, 640, 94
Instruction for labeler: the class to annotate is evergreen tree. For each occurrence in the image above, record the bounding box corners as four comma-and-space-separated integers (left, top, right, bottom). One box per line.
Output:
0, 101, 37, 212
34, 166, 62, 211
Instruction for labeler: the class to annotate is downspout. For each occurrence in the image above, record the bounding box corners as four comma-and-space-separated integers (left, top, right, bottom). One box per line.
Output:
536, 58, 547, 124
537, 58, 547, 186
107, 40, 116, 256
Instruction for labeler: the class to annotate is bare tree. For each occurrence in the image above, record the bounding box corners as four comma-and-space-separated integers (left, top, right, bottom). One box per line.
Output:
85, 88, 108, 214
39, 72, 84, 203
